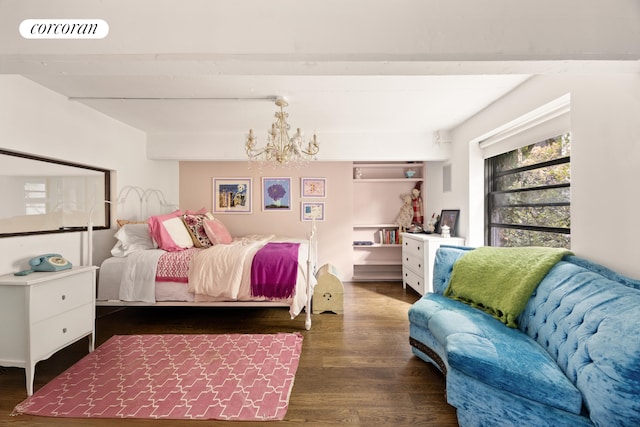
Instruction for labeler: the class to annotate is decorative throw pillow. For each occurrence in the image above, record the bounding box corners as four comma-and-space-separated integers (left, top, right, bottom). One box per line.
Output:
182, 212, 214, 248
204, 218, 233, 245
148, 210, 194, 251
110, 223, 155, 257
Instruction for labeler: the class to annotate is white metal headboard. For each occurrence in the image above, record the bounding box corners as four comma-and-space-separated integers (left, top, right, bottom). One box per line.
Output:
115, 186, 177, 221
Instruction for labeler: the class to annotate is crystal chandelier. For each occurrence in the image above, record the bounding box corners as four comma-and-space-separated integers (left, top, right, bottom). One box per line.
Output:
246, 97, 319, 166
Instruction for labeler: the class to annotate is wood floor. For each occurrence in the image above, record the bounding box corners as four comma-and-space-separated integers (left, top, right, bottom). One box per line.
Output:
0, 281, 458, 426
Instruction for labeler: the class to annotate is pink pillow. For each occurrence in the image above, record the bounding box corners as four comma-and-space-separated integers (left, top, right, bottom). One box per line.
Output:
148, 210, 194, 251
184, 207, 208, 215
204, 218, 233, 245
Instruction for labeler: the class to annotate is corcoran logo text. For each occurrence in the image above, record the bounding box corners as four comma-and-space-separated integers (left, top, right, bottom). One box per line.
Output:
19, 19, 109, 39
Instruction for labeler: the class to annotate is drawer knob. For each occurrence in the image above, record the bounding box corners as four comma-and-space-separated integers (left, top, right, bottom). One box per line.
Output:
417, 246, 421, 251
62, 327, 67, 334
61, 295, 66, 301
418, 264, 421, 268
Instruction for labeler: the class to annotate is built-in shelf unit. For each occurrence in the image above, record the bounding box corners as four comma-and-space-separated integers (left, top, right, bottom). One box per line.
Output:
352, 161, 424, 281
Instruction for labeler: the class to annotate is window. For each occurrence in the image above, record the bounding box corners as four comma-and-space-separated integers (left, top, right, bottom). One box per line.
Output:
485, 133, 571, 248
24, 181, 47, 215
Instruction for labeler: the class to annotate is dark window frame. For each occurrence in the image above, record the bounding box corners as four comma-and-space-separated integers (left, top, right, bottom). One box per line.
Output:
485, 138, 570, 247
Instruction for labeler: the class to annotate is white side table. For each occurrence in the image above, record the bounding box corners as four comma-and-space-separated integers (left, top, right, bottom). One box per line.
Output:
0, 266, 97, 396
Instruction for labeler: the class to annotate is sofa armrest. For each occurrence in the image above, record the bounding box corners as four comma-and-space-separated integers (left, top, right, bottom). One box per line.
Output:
432, 245, 473, 295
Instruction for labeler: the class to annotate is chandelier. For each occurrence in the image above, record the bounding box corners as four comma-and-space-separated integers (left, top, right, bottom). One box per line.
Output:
246, 97, 319, 166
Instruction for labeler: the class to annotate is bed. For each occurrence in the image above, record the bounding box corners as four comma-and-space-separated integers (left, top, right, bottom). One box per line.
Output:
95, 188, 317, 330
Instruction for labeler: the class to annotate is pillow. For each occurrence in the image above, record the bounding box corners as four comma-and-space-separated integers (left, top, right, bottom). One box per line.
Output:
148, 210, 194, 251
116, 219, 147, 228
204, 218, 233, 245
110, 223, 155, 257
184, 207, 209, 215
182, 212, 214, 248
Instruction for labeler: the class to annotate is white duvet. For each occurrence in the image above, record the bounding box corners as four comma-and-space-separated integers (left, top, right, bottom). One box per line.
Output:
118, 249, 165, 303
187, 234, 274, 300
115, 234, 315, 318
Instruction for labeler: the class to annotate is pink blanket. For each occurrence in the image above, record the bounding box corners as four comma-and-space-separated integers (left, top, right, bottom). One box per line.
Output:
251, 242, 300, 299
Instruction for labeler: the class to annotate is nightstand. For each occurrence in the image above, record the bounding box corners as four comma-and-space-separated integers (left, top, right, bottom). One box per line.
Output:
0, 266, 97, 396
401, 233, 465, 295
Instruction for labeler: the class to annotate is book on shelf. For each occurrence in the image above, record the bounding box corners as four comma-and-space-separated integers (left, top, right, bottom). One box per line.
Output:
378, 227, 400, 245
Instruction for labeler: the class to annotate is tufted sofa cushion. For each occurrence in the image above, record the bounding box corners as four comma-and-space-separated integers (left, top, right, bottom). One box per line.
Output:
518, 257, 640, 427
410, 293, 582, 414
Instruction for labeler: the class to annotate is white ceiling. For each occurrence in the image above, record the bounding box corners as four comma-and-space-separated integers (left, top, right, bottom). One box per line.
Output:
4, 0, 637, 160
26, 73, 530, 136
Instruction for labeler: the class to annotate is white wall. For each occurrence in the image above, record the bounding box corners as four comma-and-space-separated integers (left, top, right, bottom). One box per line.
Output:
0, 75, 179, 274
427, 74, 640, 279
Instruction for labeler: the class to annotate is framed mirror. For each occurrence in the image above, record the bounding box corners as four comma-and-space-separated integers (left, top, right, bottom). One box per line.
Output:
0, 149, 111, 237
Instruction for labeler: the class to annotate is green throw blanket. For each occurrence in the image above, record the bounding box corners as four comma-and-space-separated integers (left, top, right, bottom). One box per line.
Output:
444, 246, 572, 328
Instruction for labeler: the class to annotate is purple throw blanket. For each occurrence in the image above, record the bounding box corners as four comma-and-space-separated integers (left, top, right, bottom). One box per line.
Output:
251, 242, 301, 299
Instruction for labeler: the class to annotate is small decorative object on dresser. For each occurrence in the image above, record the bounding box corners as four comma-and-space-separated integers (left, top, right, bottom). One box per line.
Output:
436, 209, 460, 236
0, 266, 98, 396
401, 233, 464, 295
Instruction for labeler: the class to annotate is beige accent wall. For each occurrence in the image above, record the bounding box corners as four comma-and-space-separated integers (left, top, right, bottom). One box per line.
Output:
179, 161, 354, 281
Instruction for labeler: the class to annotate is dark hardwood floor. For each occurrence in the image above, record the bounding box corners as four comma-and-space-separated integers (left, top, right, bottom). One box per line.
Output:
0, 281, 458, 426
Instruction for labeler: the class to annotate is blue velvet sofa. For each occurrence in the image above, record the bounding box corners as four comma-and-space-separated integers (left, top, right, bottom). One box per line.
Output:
408, 246, 640, 427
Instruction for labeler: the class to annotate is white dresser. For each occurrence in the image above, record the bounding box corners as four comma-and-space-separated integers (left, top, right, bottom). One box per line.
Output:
401, 233, 465, 295
0, 266, 97, 396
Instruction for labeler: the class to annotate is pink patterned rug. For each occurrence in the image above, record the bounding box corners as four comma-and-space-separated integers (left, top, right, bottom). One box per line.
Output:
13, 333, 303, 420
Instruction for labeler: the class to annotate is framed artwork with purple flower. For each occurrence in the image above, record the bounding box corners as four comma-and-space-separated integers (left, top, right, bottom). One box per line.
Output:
262, 177, 291, 211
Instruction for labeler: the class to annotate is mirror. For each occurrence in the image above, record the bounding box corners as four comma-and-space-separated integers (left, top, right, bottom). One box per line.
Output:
0, 149, 111, 237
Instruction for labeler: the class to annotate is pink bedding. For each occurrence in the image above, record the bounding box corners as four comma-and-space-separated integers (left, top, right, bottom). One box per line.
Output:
156, 247, 201, 282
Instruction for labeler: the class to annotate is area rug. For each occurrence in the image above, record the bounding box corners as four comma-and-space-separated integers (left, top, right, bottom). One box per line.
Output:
13, 333, 303, 420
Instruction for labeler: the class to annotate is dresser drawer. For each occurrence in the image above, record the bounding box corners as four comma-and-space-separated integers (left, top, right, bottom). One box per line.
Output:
30, 272, 93, 323
403, 253, 425, 276
402, 237, 424, 257
30, 303, 94, 360
403, 268, 425, 295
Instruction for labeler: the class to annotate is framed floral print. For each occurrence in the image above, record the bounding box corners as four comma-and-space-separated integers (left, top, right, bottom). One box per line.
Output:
262, 177, 292, 211
213, 178, 252, 213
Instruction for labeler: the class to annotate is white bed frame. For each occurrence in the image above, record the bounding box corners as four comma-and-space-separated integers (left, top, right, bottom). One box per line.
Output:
95, 186, 317, 330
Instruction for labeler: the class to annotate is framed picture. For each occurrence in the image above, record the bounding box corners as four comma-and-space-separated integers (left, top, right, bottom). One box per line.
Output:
301, 202, 325, 221
301, 177, 327, 198
262, 177, 292, 211
437, 209, 460, 236
213, 178, 252, 213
